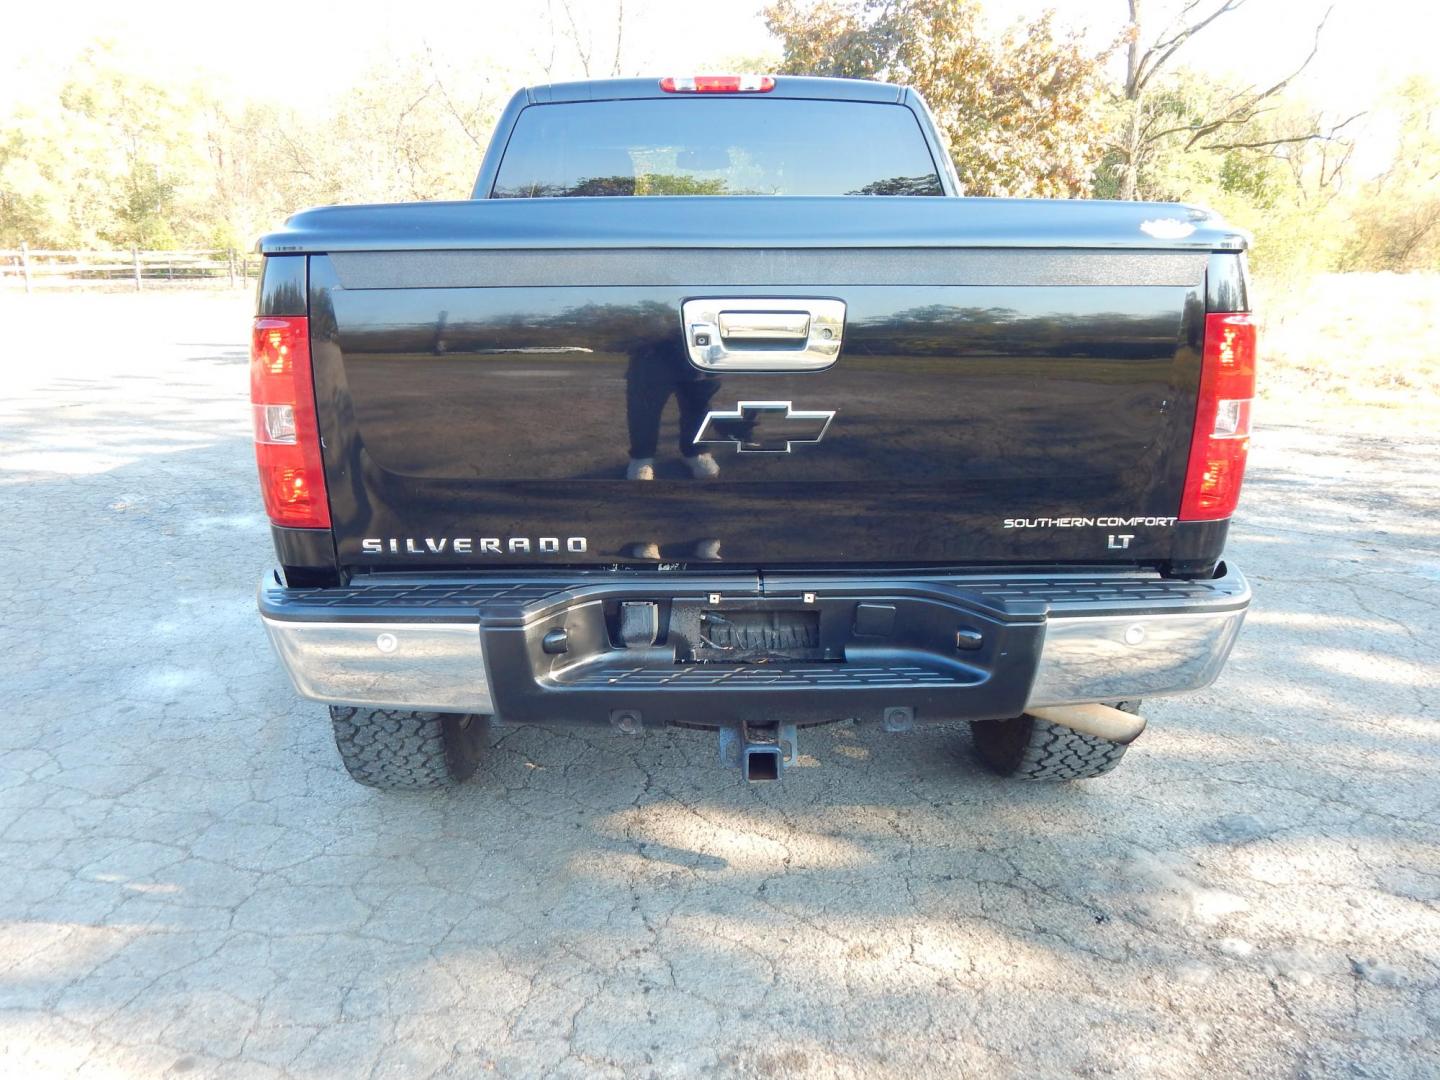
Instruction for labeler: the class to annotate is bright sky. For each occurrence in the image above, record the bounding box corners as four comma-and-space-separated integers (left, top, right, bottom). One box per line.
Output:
4, 0, 1430, 131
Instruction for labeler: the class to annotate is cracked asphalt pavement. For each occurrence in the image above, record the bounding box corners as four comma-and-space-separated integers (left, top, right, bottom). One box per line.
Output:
2, 291, 1437, 1078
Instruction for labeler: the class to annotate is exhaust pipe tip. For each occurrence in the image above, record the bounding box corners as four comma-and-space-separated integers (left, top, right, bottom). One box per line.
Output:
743, 746, 782, 782
1027, 703, 1147, 745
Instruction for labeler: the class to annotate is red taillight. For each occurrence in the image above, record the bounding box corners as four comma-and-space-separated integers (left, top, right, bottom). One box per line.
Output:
659, 75, 775, 93
1180, 313, 1257, 521
250, 316, 330, 529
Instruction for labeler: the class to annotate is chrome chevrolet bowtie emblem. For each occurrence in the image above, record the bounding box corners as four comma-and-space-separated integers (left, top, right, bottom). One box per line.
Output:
695, 401, 835, 454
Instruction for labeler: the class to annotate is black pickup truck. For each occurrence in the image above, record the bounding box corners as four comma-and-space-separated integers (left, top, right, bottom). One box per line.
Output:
252, 75, 1253, 789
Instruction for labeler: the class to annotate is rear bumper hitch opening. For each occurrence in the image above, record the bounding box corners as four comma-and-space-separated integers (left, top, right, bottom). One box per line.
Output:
718, 721, 798, 782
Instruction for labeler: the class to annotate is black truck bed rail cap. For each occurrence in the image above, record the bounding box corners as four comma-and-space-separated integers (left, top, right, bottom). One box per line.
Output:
257, 196, 1249, 256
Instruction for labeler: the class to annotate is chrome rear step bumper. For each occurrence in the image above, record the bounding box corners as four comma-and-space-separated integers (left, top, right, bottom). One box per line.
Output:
259, 565, 1249, 724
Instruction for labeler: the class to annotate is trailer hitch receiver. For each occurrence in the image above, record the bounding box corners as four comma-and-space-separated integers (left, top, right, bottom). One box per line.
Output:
718, 721, 798, 781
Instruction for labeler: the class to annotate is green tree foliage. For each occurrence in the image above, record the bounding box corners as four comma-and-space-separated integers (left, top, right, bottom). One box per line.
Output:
56, 48, 202, 247
3, 21, 1435, 281
763, 0, 1111, 197
1208, 97, 1359, 282
1107, 1, 1336, 202
0, 124, 53, 246
0, 43, 502, 250
1089, 69, 1356, 280
1341, 77, 1440, 272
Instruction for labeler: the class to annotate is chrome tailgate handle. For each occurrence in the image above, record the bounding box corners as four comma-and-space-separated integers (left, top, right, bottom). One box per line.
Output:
683, 298, 845, 372
718, 310, 810, 340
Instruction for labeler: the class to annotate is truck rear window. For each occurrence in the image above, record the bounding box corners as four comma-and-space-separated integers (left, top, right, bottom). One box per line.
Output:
491, 98, 944, 198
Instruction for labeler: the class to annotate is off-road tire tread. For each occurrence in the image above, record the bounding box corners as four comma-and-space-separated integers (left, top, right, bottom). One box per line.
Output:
971, 702, 1136, 781
329, 707, 483, 790
1008, 720, 1128, 780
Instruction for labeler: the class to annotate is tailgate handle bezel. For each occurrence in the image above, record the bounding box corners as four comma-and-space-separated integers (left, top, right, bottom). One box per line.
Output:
683, 298, 845, 372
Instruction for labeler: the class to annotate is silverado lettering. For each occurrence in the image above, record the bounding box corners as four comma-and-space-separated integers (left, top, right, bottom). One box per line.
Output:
253, 75, 1253, 791
360, 537, 588, 555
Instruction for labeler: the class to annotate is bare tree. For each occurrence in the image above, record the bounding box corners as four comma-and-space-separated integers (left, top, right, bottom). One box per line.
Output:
558, 0, 594, 76
543, 0, 629, 80
611, 0, 625, 77
1116, 0, 1342, 199
423, 44, 493, 152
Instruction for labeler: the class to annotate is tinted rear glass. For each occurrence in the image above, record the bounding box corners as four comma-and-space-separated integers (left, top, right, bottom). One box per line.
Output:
491, 98, 944, 198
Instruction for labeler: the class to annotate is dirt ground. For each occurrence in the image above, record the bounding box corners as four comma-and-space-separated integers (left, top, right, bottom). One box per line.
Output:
1, 289, 1436, 1078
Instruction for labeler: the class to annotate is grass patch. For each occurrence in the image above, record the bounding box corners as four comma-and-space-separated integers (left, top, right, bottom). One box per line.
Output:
1256, 272, 1440, 424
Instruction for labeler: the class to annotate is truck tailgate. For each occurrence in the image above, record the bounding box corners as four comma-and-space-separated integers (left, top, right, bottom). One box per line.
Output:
285, 197, 1234, 570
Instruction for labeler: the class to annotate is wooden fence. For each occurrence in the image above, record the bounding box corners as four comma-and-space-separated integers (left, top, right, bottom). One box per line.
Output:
1, 244, 260, 291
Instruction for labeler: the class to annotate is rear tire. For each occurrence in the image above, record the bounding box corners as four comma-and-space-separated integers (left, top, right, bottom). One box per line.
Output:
328, 707, 488, 790
970, 701, 1138, 781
